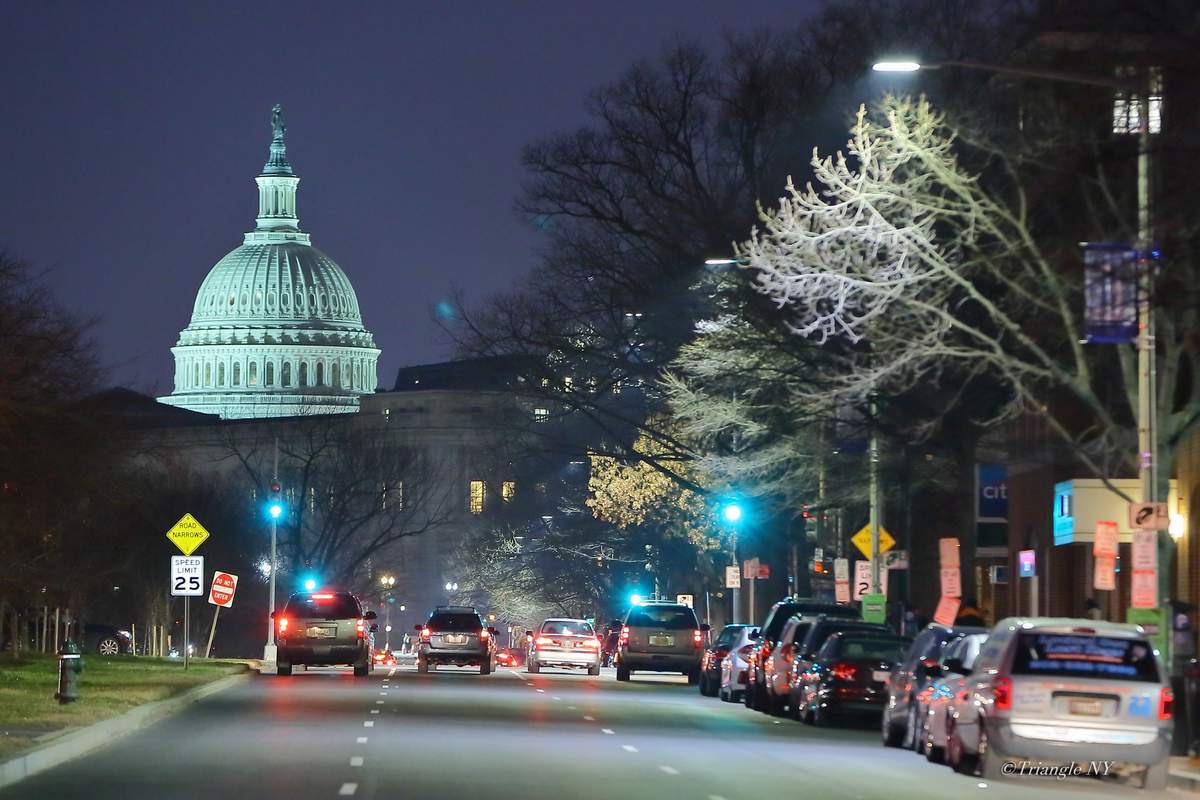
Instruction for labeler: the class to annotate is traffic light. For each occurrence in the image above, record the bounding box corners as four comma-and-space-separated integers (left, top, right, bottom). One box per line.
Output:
719, 497, 745, 525
265, 481, 285, 520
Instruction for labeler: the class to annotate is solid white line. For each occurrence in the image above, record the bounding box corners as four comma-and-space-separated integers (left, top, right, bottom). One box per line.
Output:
601, 728, 614, 735
659, 766, 680, 775
583, 715, 595, 721
363, 721, 374, 728
338, 783, 357, 796
621, 745, 638, 753
370, 709, 380, 714
350, 756, 364, 767
356, 737, 368, 744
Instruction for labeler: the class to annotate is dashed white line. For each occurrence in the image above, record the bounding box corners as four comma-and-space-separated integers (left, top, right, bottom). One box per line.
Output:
380, 691, 388, 696
356, 737, 368, 744
583, 715, 595, 721
552, 696, 562, 700
601, 728, 614, 735
363, 721, 375, 728
350, 756, 364, 767
338, 783, 358, 796
621, 745, 638, 753
376, 700, 385, 705
567, 705, 577, 710
658, 766, 680, 775
370, 709, 380, 714
536, 689, 545, 693
707, 795, 729, 800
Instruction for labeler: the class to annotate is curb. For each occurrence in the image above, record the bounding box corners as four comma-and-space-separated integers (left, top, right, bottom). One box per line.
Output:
0, 669, 251, 791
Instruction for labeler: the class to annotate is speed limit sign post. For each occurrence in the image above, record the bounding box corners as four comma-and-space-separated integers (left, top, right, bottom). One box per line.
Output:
166, 514, 210, 672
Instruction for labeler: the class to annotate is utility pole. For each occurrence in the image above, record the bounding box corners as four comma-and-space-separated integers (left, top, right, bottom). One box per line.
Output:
869, 390, 882, 593
264, 437, 280, 664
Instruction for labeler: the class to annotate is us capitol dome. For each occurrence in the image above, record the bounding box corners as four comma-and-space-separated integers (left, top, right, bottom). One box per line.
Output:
159, 105, 380, 419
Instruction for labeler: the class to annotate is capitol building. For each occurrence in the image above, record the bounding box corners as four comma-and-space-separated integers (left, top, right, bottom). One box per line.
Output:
159, 106, 380, 418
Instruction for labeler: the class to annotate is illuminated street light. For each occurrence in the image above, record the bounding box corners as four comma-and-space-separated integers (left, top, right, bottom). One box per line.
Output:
629, 593, 643, 606
380, 574, 395, 588
303, 578, 317, 591
258, 560, 272, 577
722, 503, 744, 523
444, 581, 458, 591
1170, 514, 1187, 540
268, 502, 283, 520
871, 60, 921, 72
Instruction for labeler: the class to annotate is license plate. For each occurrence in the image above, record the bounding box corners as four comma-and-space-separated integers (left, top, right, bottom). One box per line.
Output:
306, 626, 335, 639
444, 634, 467, 644
872, 670, 890, 683
1070, 699, 1103, 716
649, 635, 674, 647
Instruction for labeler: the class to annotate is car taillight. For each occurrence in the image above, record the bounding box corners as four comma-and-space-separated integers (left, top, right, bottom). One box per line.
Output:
356, 619, 366, 638
693, 629, 703, 648
761, 641, 774, 660
311, 593, 334, 600
737, 644, 754, 657
993, 676, 1012, 711
420, 627, 431, 641
277, 617, 289, 634
830, 662, 857, 682
480, 628, 490, 640
1160, 687, 1174, 720
619, 625, 629, 645
536, 636, 555, 646
581, 637, 600, 648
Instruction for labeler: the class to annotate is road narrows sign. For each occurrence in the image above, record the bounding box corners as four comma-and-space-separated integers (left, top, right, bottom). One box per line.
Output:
166, 513, 211, 556
171, 556, 204, 597
850, 525, 895, 558
209, 571, 239, 608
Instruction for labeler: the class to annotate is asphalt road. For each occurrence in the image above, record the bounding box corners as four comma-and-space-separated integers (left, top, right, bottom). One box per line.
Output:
1, 664, 1179, 799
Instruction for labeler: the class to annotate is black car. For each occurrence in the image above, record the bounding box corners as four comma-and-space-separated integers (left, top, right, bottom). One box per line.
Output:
83, 624, 134, 655
880, 622, 986, 749
699, 624, 750, 697
744, 598, 858, 711
785, 617, 895, 715
416, 606, 496, 674
274, 590, 377, 676
792, 631, 911, 726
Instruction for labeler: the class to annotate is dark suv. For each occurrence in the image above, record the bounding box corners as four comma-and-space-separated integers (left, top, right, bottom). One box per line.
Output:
744, 598, 857, 711
274, 591, 376, 676
615, 602, 709, 683
416, 606, 496, 674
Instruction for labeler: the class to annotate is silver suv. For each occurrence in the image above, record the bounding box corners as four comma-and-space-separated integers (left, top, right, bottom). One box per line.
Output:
415, 606, 496, 674
615, 602, 708, 683
945, 618, 1172, 789
274, 591, 376, 676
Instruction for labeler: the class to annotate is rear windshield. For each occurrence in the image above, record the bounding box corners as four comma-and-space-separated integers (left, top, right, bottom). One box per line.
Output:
715, 625, 746, 647
428, 613, 483, 632
1012, 633, 1159, 682
285, 594, 361, 619
826, 637, 909, 662
541, 620, 594, 636
806, 623, 890, 655
628, 606, 698, 630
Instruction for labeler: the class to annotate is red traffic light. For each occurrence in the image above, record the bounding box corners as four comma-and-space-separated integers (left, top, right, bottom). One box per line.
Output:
269, 481, 281, 493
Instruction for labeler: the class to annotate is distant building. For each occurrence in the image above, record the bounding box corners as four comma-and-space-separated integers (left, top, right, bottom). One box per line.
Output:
159, 106, 380, 419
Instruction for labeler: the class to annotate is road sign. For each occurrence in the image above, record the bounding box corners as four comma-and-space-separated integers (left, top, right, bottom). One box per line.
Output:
835, 581, 850, 603
1131, 530, 1158, 609
883, 550, 909, 570
208, 571, 239, 608
676, 594, 694, 608
1128, 502, 1169, 531
940, 567, 962, 599
850, 525, 895, 558
742, 558, 759, 580
833, 558, 849, 581
166, 513, 210, 556
933, 596, 961, 626
1094, 555, 1116, 591
938, 538, 960, 568
724, 566, 741, 589
1094, 520, 1118, 558
171, 556, 204, 597
757, 563, 770, 580
860, 594, 887, 624
853, 561, 887, 601
1018, 549, 1036, 578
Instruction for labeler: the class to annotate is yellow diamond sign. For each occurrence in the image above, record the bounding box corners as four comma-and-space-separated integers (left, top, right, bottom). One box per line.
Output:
166, 513, 210, 556
851, 524, 895, 558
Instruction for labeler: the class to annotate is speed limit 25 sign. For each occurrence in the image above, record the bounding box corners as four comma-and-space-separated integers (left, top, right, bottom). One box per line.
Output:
171, 556, 204, 597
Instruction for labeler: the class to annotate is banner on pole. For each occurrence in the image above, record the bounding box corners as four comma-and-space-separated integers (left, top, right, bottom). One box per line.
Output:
938, 538, 960, 569
1094, 555, 1116, 591
1094, 520, 1119, 559
1083, 244, 1139, 344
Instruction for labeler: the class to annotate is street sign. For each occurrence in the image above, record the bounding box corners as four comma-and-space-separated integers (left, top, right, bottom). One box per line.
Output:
208, 571, 239, 608
724, 566, 741, 589
1128, 607, 1168, 655
1094, 555, 1116, 591
860, 594, 887, 624
1128, 502, 1169, 532
833, 558, 849, 581
1131, 530, 1158, 609
933, 596, 961, 626
939, 567, 962, 598
171, 556, 204, 597
853, 561, 887, 601
165, 513, 210, 556
757, 563, 770, 580
742, 558, 759, 580
883, 550, 908, 570
676, 594, 694, 608
1018, 549, 1036, 578
850, 525, 895, 558
1094, 520, 1119, 558
938, 538, 960, 568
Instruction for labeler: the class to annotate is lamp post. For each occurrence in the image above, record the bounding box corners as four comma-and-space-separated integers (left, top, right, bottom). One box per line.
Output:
264, 437, 281, 664
380, 574, 395, 649
874, 58, 1162, 614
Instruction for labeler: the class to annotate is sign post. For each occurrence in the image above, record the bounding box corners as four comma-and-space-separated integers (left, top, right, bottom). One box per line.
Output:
205, 571, 238, 659
166, 514, 210, 671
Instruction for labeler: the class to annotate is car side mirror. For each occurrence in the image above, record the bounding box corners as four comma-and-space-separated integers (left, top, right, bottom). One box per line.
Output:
364, 611, 378, 620
525, 630, 533, 638
943, 657, 967, 675
748, 630, 760, 640
700, 623, 711, 632
414, 624, 424, 632
369, 624, 379, 633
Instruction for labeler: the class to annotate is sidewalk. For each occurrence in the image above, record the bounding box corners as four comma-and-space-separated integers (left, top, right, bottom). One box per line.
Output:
1172, 757, 1200, 792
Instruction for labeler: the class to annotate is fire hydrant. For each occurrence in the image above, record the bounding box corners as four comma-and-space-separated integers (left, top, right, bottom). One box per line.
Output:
55, 640, 83, 704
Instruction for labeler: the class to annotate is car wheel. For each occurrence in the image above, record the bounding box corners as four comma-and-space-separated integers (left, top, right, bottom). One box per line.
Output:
96, 637, 121, 656
588, 664, 600, 677
353, 659, 369, 677
1143, 759, 1169, 791
616, 663, 631, 682
416, 657, 429, 674
925, 740, 944, 764
881, 703, 904, 747
743, 679, 755, 708
480, 657, 492, 675
698, 673, 710, 695
277, 663, 292, 676
949, 719, 978, 775
902, 703, 918, 749
687, 667, 700, 686
719, 686, 729, 702
813, 702, 833, 727
527, 659, 540, 674
976, 725, 1004, 780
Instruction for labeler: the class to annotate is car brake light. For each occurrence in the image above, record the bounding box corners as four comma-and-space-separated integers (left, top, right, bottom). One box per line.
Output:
619, 625, 629, 645
830, 662, 857, 682
311, 593, 334, 600
993, 676, 1012, 711
480, 628, 490, 640
356, 619, 366, 638
536, 636, 555, 646
277, 617, 289, 634
693, 629, 703, 648
581, 637, 600, 648
761, 641, 774, 660
420, 627, 431, 641
1159, 687, 1174, 720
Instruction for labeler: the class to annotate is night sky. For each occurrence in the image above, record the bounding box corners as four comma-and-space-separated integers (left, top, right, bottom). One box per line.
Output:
2, 2, 819, 395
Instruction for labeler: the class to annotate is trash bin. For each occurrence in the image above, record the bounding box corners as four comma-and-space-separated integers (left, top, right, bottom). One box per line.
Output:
55, 640, 83, 704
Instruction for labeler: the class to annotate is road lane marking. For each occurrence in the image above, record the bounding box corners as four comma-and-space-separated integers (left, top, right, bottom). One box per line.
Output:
380, 691, 388, 695
621, 745, 638, 753
338, 784, 357, 796
707, 796, 729, 800
601, 728, 614, 735
583, 715, 595, 721
350, 756, 364, 767
536, 689, 545, 693
553, 696, 562, 700
567, 705, 577, 710
363, 721, 374, 727
356, 737, 368, 744
376, 700, 385, 704
658, 766, 679, 775
370, 709, 380, 714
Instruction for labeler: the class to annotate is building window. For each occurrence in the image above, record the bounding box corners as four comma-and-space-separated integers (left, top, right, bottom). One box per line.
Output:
469, 480, 485, 514
300, 362, 308, 386
533, 408, 549, 423
218, 363, 226, 386
266, 361, 275, 386
501, 481, 516, 502
332, 361, 341, 388
249, 362, 259, 386
283, 362, 292, 387
193, 363, 199, 387
381, 481, 404, 511
316, 362, 324, 386
233, 362, 241, 386
1113, 65, 1163, 135
204, 363, 212, 386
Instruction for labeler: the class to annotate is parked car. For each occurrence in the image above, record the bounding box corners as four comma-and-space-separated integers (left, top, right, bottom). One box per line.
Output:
719, 626, 759, 703
615, 602, 708, 682
699, 624, 750, 697
526, 618, 601, 675
881, 623, 985, 749
944, 618, 1172, 790
373, 648, 397, 667
792, 631, 911, 726
758, 615, 815, 714
82, 624, 134, 656
786, 618, 898, 718
919, 632, 989, 762
273, 590, 377, 676
744, 598, 857, 712
415, 605, 497, 674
